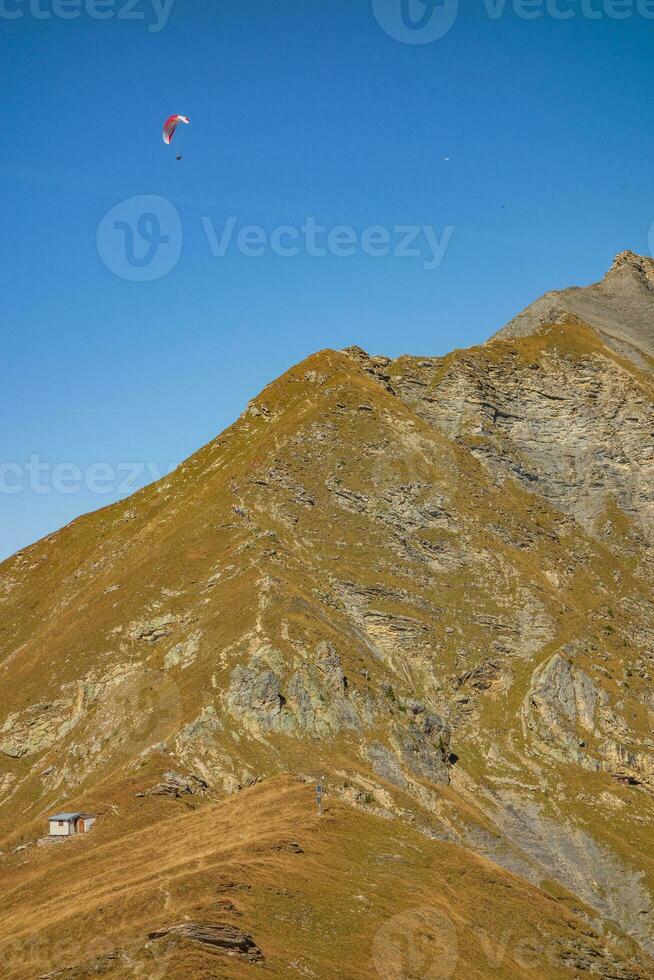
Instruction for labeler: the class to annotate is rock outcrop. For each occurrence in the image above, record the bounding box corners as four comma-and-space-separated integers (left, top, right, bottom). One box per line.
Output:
148, 922, 263, 962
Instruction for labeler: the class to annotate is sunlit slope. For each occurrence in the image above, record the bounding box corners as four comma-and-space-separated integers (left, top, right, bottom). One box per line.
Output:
0, 776, 648, 979
1, 253, 653, 975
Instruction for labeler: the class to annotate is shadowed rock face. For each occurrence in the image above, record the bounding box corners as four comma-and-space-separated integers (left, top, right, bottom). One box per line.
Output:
1, 252, 653, 976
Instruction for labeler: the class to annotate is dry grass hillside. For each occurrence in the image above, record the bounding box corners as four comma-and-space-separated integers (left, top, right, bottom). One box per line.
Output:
1, 777, 649, 978
1, 252, 653, 978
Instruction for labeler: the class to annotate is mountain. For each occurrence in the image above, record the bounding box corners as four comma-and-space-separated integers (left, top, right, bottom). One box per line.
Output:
1, 252, 653, 979
495, 249, 654, 367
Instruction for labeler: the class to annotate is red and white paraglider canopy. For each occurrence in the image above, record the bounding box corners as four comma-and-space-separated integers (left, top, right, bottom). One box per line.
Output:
162, 114, 190, 145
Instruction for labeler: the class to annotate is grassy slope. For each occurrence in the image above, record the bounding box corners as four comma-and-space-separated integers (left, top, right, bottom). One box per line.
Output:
0, 334, 653, 976
0, 775, 646, 979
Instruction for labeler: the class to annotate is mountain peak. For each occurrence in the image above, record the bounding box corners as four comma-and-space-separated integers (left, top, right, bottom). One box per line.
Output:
494, 250, 654, 367
605, 249, 654, 288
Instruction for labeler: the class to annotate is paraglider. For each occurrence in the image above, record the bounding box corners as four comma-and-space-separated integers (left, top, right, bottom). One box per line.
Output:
163, 115, 189, 159
163, 114, 189, 144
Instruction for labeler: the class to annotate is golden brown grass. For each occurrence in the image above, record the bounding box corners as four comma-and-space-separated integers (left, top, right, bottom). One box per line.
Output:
0, 775, 645, 978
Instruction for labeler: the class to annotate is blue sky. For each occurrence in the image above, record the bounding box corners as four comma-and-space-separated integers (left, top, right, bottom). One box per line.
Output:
2, 0, 653, 560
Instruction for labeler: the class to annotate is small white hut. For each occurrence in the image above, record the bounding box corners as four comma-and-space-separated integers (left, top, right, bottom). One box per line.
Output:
48, 812, 96, 837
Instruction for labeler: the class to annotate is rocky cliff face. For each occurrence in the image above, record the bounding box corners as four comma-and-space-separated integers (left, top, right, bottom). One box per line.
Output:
1, 253, 653, 977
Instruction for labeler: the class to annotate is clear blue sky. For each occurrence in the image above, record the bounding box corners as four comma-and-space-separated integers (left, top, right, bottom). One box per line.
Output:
2, 0, 653, 560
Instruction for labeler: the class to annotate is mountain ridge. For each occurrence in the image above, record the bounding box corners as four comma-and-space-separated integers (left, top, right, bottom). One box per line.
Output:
1, 253, 653, 978
493, 249, 654, 368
